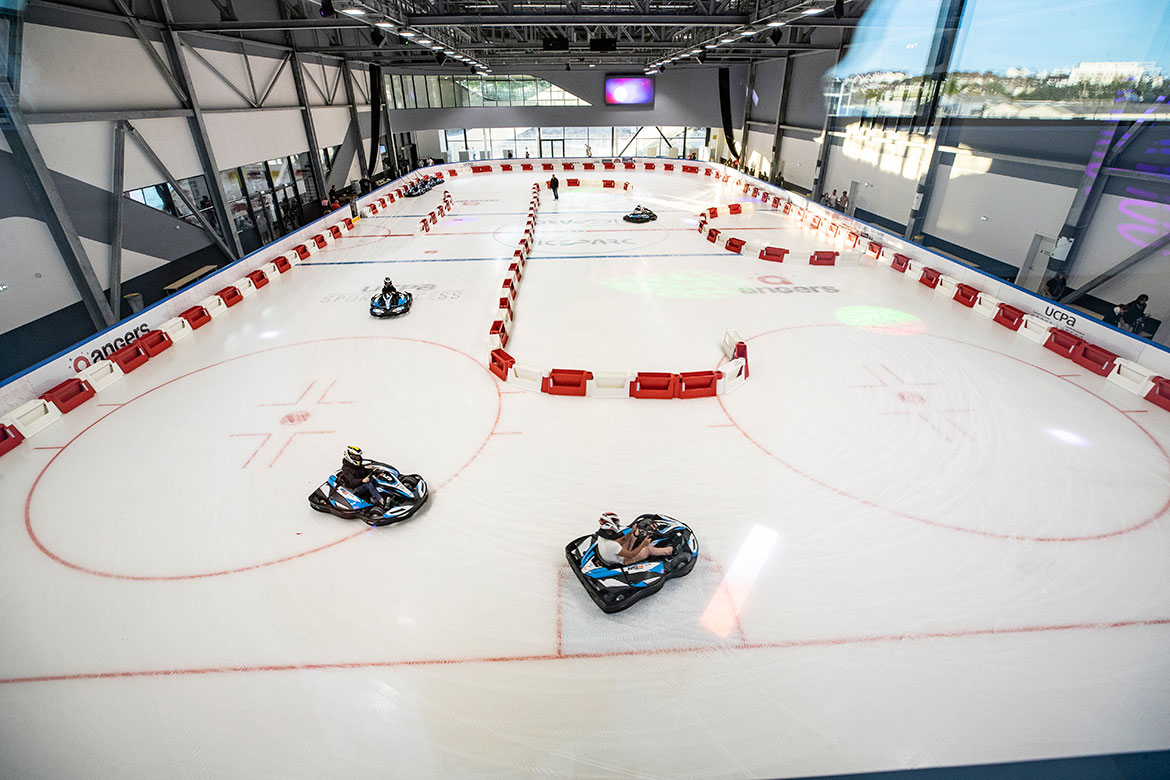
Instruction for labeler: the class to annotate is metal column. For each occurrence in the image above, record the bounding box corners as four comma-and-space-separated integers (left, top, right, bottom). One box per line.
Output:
1062, 232, 1170, 306
110, 120, 126, 315
768, 54, 794, 187
291, 49, 328, 201
156, 0, 242, 259
0, 79, 116, 329
340, 58, 369, 182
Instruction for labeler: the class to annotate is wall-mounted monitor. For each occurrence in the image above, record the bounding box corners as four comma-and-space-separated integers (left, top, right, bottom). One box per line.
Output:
605, 76, 655, 106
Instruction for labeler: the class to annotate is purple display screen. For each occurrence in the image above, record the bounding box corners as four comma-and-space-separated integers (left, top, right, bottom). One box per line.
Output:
605, 77, 654, 106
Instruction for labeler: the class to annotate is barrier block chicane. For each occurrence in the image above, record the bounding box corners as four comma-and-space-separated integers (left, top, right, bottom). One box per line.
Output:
1072, 342, 1118, 377
247, 269, 269, 289
891, 253, 911, 273
1044, 327, 1082, 359
216, 286, 244, 307
0, 424, 24, 457
180, 305, 213, 330
489, 349, 515, 381
1145, 377, 1170, 412
954, 284, 980, 307
109, 342, 149, 373
630, 372, 678, 399
810, 251, 838, 266
541, 369, 592, 396
274, 256, 293, 273
919, 267, 941, 288
677, 371, 721, 399
40, 377, 95, 414
137, 329, 173, 357
993, 303, 1026, 331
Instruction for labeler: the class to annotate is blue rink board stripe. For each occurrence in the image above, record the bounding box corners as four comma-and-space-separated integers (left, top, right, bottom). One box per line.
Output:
302, 251, 730, 265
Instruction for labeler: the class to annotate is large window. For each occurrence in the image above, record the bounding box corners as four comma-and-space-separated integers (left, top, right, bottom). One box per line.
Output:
386, 74, 590, 109
438, 127, 712, 160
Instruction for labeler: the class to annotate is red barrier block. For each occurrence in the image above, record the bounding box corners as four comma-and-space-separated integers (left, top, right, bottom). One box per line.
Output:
498, 296, 513, 316
292, 244, 310, 261
663, 163, 675, 171
728, 203, 742, 215
624, 162, 636, 170
866, 241, 883, 259
502, 278, 516, 298
643, 163, 656, 170
138, 329, 173, 357
273, 256, 292, 274
472, 165, 492, 173
448, 169, 458, 176
379, 198, 388, 208
583, 162, 596, 170
311, 234, 328, 249
501, 164, 513, 172
0, 424, 23, 457
704, 169, 713, 176
993, 303, 1026, 331
41, 377, 95, 414
810, 251, 838, 266
630, 372, 678, 399
706, 207, 719, 219
489, 320, 509, 349
246, 269, 269, 290
542, 163, 554, 171
428, 212, 438, 224
734, 341, 749, 378
508, 262, 523, 281
603, 180, 616, 188
828, 224, 841, 238
216, 286, 244, 307
521, 163, 534, 171
683, 165, 699, 173
759, 247, 789, 262
109, 342, 149, 373
343, 217, 354, 230
891, 253, 911, 273
677, 370, 721, 399
919, 267, 941, 288
1145, 377, 1170, 412
541, 369, 593, 396
603, 162, 616, 170
954, 284, 979, 308
180, 305, 212, 329
329, 225, 343, 239
567, 179, 580, 187
809, 215, 822, 231
751, 187, 760, 197
706, 228, 721, 243
489, 349, 515, 381
1044, 327, 1083, 359
782, 202, 792, 214
419, 219, 430, 232
562, 163, 575, 171
1072, 342, 1118, 377
844, 230, 860, 248
725, 237, 746, 254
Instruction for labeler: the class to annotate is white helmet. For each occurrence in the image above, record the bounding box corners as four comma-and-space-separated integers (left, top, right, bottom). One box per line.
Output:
598, 512, 621, 536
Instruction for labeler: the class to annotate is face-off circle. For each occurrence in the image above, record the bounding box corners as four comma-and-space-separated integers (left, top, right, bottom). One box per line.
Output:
718, 325, 1170, 541
26, 337, 501, 580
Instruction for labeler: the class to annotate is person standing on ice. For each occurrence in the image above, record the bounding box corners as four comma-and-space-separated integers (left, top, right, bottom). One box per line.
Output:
549, 174, 560, 200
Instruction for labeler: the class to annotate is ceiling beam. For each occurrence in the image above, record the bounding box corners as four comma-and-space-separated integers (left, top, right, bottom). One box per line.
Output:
407, 14, 749, 26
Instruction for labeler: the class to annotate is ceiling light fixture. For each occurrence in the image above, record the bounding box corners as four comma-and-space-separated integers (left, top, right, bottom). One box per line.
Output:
801, 7, 825, 15
720, 38, 735, 43
340, 8, 366, 15
739, 29, 756, 36
374, 21, 393, 28
398, 29, 416, 36
704, 43, 717, 48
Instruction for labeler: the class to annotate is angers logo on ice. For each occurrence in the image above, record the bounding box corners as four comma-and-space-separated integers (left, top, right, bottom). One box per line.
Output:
740, 273, 839, 296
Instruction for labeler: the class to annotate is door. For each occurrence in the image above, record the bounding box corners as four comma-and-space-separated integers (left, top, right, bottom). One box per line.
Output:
1018, 233, 1057, 292
540, 139, 564, 158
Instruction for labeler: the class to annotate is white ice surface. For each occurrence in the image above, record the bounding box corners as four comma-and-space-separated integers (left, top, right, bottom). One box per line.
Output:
1, 170, 1169, 779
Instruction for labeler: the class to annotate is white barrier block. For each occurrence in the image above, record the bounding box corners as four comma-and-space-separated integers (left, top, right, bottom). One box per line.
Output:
1108, 358, 1157, 396
587, 371, 631, 398
160, 316, 194, 344
722, 329, 745, 359
235, 277, 258, 298
973, 292, 1001, 318
511, 362, 545, 392
260, 261, 281, 280
77, 360, 125, 392
1018, 314, 1052, 345
286, 250, 304, 266
200, 295, 229, 319
717, 358, 748, 395
1, 398, 62, 439
935, 274, 960, 297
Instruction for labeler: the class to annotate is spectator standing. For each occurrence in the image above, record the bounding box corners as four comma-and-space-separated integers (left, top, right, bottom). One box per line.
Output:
1042, 272, 1067, 300
1121, 294, 1149, 332
549, 174, 560, 201
837, 191, 850, 212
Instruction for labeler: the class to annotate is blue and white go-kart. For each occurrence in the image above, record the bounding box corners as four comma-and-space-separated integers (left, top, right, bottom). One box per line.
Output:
370, 290, 413, 318
566, 514, 698, 613
308, 459, 429, 526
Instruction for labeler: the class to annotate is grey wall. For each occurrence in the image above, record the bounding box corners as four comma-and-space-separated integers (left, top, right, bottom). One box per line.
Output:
384, 66, 748, 131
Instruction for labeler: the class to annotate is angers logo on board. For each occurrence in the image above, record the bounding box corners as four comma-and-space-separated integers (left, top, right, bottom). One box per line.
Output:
67, 323, 152, 373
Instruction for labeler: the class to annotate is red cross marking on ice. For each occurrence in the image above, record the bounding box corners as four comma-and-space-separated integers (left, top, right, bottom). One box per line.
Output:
855, 364, 972, 443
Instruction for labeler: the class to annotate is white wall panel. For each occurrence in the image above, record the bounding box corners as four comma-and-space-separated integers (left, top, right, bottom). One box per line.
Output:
826, 133, 930, 225
311, 106, 353, 147
925, 160, 1074, 269
0, 217, 81, 332
31, 122, 114, 190
19, 24, 180, 112
205, 109, 308, 170
1069, 191, 1170, 312
122, 117, 205, 190
184, 44, 254, 111
779, 135, 820, 190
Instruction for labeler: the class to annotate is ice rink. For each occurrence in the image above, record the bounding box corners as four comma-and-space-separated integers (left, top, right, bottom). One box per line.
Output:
2, 169, 1169, 779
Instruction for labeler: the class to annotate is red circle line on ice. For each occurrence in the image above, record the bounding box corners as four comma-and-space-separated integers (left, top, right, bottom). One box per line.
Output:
716, 324, 1170, 542
24, 337, 502, 581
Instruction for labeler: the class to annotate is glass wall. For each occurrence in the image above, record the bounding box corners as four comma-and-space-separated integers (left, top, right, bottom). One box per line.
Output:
438, 126, 711, 161
386, 74, 590, 109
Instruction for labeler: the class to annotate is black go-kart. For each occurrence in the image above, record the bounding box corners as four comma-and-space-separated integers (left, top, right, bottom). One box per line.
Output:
403, 175, 442, 198
308, 459, 429, 526
566, 514, 698, 613
370, 290, 413, 318
623, 206, 657, 224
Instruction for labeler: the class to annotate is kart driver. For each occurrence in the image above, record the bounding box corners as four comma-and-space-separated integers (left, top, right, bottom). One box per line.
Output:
338, 446, 389, 508
380, 277, 398, 301
596, 512, 673, 566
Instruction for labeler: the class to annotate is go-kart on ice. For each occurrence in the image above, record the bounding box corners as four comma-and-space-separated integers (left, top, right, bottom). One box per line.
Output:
566, 513, 698, 613
308, 454, 429, 527
402, 175, 442, 198
370, 277, 412, 318
622, 205, 657, 224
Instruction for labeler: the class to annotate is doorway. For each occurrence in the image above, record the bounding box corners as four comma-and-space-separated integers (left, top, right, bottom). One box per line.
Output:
540, 139, 564, 158
1019, 233, 1057, 292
